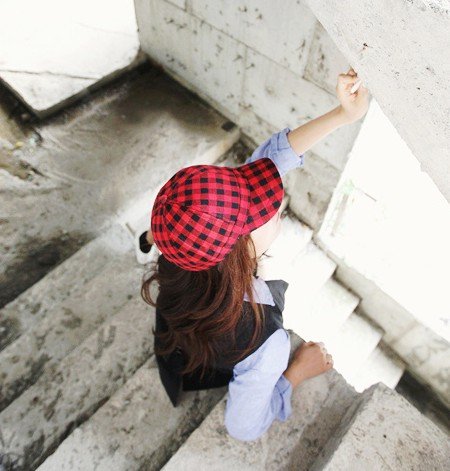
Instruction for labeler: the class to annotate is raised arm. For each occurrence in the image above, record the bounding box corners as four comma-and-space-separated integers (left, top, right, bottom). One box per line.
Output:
286, 67, 370, 155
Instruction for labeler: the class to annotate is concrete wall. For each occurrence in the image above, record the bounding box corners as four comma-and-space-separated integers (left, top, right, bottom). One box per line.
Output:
134, 0, 363, 228
304, 0, 450, 202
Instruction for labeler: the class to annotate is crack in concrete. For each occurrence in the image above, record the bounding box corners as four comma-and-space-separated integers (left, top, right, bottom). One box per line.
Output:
0, 69, 99, 81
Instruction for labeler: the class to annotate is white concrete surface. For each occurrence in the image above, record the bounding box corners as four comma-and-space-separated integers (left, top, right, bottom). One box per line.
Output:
282, 241, 337, 331
293, 278, 359, 342
325, 312, 383, 380
190, 0, 317, 76
348, 344, 406, 392
304, 0, 450, 202
312, 383, 450, 470
323, 252, 450, 407
0, 0, 142, 116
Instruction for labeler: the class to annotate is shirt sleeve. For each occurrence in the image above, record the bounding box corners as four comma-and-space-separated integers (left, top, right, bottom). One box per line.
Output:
224, 328, 293, 441
244, 127, 305, 177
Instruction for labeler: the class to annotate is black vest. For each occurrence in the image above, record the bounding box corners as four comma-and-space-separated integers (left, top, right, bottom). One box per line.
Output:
155, 278, 289, 407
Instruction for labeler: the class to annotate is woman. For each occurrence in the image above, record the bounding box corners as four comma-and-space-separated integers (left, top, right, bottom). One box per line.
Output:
140, 68, 369, 441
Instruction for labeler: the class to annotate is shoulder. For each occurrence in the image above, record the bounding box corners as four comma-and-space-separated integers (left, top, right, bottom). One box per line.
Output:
234, 328, 290, 374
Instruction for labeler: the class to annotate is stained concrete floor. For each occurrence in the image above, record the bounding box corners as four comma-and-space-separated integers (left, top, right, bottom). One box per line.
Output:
0, 61, 239, 308
0, 85, 39, 179
0, 0, 142, 117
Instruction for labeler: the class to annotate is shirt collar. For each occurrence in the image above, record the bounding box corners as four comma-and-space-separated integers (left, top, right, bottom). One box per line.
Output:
243, 275, 275, 306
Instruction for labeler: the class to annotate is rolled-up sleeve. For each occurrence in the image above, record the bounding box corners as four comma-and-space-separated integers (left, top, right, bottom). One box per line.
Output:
244, 127, 305, 177
224, 328, 293, 441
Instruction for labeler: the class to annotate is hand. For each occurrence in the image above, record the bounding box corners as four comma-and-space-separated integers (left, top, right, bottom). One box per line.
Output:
283, 341, 333, 389
336, 67, 370, 124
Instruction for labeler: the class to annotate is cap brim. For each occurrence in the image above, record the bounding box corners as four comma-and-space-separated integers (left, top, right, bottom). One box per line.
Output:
236, 157, 284, 233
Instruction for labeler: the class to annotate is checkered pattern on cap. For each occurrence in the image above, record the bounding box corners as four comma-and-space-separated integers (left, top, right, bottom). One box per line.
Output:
151, 157, 284, 271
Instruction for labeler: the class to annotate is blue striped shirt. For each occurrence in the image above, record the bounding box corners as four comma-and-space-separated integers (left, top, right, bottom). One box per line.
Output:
224, 127, 305, 441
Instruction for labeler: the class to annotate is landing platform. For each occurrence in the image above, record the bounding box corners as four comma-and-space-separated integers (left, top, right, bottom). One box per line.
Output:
0, 0, 143, 117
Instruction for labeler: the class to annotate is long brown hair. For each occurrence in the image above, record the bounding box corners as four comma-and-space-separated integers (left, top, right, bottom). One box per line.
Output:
141, 233, 266, 380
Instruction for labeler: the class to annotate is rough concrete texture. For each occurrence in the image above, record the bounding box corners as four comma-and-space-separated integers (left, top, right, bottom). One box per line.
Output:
304, 21, 350, 96
162, 332, 359, 471
392, 323, 450, 402
38, 358, 227, 471
0, 295, 154, 470
304, 0, 450, 201
311, 383, 450, 470
0, 227, 142, 411
241, 47, 360, 172
0, 86, 36, 180
0, 224, 131, 350
0, 65, 238, 307
189, 0, 317, 76
0, 0, 142, 117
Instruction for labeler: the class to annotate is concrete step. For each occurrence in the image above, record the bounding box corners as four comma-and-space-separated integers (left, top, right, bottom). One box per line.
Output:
324, 313, 384, 381
38, 358, 227, 471
2, 66, 239, 318
0, 295, 154, 471
0, 228, 142, 411
0, 0, 143, 118
162, 332, 359, 471
0, 224, 131, 351
281, 241, 337, 333
257, 214, 314, 280
347, 343, 406, 392
311, 383, 450, 470
122, 122, 241, 243
291, 277, 359, 343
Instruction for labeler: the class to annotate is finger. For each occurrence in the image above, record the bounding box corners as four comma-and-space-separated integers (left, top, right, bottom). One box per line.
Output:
360, 84, 369, 95
338, 74, 357, 84
326, 353, 333, 362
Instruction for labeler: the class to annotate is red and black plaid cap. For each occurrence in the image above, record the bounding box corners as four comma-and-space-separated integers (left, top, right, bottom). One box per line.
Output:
150, 157, 284, 271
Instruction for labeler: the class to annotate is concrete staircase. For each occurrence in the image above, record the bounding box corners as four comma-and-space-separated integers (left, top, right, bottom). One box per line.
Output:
255, 210, 406, 394
0, 68, 448, 470
216, 153, 407, 394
